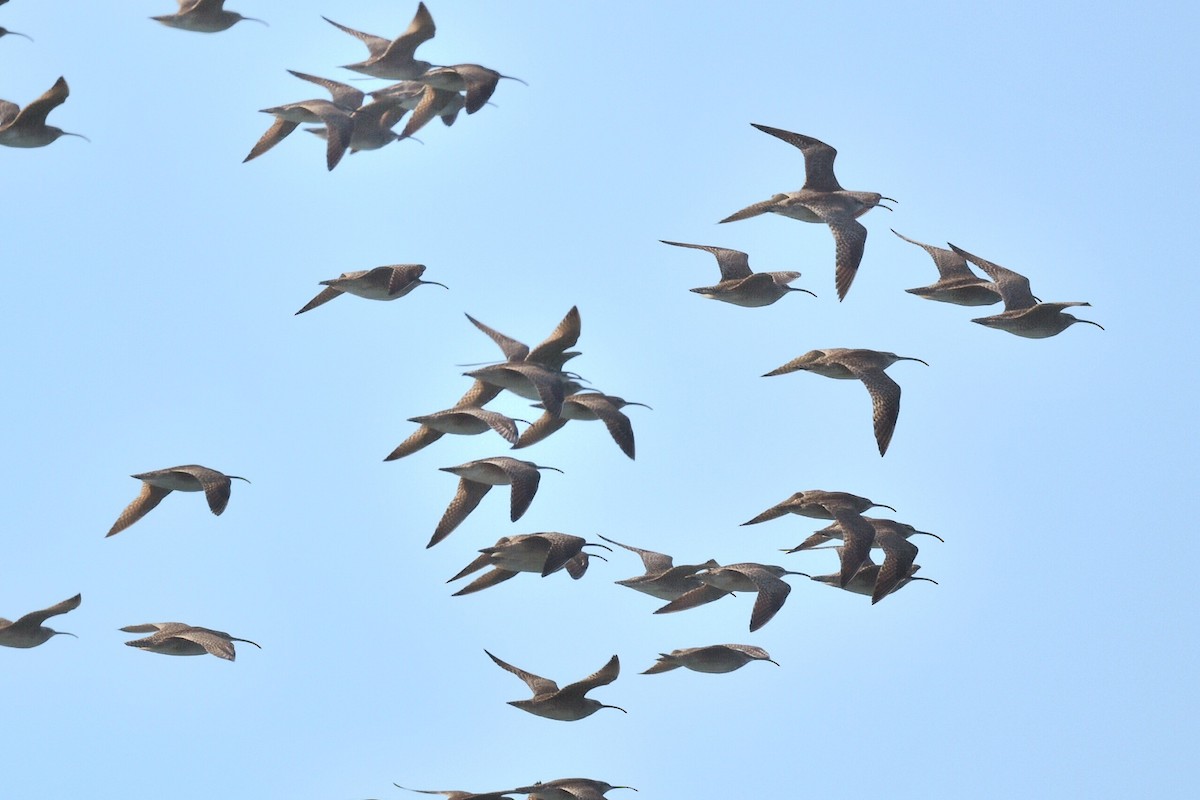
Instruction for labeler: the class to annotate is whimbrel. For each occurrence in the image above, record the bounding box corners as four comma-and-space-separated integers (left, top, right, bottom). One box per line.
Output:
949, 244, 1104, 338
0, 77, 87, 148
306, 97, 413, 153
430, 457, 561, 547
785, 516, 940, 591
515, 392, 649, 459
720, 124, 894, 300
642, 644, 778, 674
368, 81, 466, 139
0, 594, 80, 648
394, 85, 468, 139
464, 362, 578, 419
296, 264, 446, 314
244, 70, 361, 171
417, 64, 527, 114
0, 27, 32, 41
325, 4, 436, 80
152, 0, 266, 32
466, 307, 581, 372
655, 563, 804, 632
458, 307, 583, 412
659, 240, 816, 307
803, 550, 938, 602
485, 651, 625, 721
891, 230, 1001, 306
785, 516, 943, 553
121, 622, 260, 660
764, 348, 928, 455
743, 489, 895, 524
106, 465, 249, 537
385, 406, 522, 461
449, 533, 609, 596
511, 779, 637, 800
598, 535, 720, 601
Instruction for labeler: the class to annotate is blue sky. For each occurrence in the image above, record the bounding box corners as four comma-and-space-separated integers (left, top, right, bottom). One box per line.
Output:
2, 1, 1196, 798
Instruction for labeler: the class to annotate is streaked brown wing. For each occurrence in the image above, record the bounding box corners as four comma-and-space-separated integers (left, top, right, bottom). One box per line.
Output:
106, 482, 172, 537
428, 479, 491, 547
484, 650, 559, 696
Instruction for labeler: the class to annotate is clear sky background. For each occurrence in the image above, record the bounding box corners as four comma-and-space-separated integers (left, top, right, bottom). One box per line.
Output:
3, 1, 1196, 798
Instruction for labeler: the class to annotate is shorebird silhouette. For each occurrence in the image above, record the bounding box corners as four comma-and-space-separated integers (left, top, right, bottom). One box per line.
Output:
152, 0, 266, 32
642, 644, 778, 674
106, 465, 249, 537
660, 240, 816, 307
949, 244, 1103, 338
720, 124, 894, 300
511, 779, 636, 800
296, 264, 446, 314
655, 563, 805, 631
244, 71, 361, 170
802, 550, 938, 603
325, 4, 436, 80
121, 622, 260, 660
0, 77, 87, 148
891, 230, 1002, 306
515, 392, 649, 459
599, 535, 720, 601
430, 458, 562, 547
0, 594, 80, 648
485, 651, 625, 721
449, 533, 609, 596
416, 64, 527, 114
764, 348, 928, 455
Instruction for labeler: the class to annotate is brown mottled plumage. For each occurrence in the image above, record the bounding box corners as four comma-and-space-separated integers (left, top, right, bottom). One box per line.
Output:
763, 348, 928, 455
106, 465, 249, 537
720, 125, 894, 300
485, 651, 625, 721
429, 458, 562, 547
0, 594, 80, 648
949, 244, 1103, 338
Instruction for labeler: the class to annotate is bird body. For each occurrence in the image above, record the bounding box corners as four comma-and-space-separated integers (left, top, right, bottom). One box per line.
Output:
152, 0, 265, 32
106, 465, 248, 537
743, 489, 895, 524
325, 5, 436, 80
660, 239, 815, 307
121, 622, 260, 660
949, 244, 1102, 338
642, 644, 778, 674
763, 348, 928, 455
0, 594, 80, 648
600, 535, 720, 601
805, 551, 937, 602
0, 77, 86, 148
486, 651, 625, 721
720, 124, 894, 300
516, 392, 648, 459
511, 779, 636, 800
449, 533, 607, 595
430, 458, 561, 547
296, 264, 446, 314
892, 230, 1001, 306
655, 563, 803, 631
245, 71, 363, 170
417, 64, 526, 114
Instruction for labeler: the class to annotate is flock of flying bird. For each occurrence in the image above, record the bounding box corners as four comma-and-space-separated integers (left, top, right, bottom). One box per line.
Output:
3, 2, 1104, 799
0, 1, 523, 163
